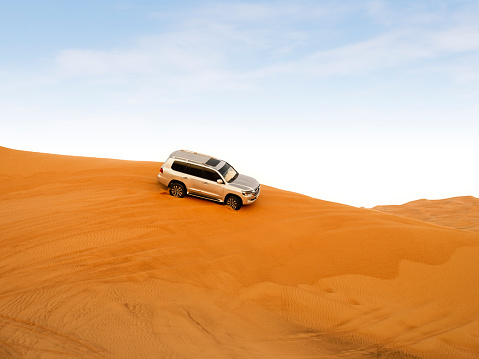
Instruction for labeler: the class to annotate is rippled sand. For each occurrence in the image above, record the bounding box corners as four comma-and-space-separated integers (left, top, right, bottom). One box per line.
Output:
1, 146, 479, 358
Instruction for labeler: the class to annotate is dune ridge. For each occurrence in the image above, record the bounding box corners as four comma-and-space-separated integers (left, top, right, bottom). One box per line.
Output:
1, 146, 479, 358
373, 196, 479, 233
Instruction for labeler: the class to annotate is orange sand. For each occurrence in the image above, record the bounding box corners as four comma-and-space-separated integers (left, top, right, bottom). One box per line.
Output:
1, 146, 479, 358
373, 196, 479, 233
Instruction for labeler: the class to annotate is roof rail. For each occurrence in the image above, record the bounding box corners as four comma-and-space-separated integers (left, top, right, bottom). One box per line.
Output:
179, 149, 217, 159
170, 156, 206, 166
169, 149, 220, 166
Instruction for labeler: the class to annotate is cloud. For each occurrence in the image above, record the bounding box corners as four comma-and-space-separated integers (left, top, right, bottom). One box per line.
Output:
56, 49, 146, 76
430, 25, 479, 53
56, 2, 478, 78
151, 1, 335, 23
53, 1, 352, 79
1, 0, 465, 110
56, 33, 224, 78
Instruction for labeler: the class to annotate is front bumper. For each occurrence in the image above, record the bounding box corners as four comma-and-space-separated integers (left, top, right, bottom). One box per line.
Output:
241, 185, 261, 205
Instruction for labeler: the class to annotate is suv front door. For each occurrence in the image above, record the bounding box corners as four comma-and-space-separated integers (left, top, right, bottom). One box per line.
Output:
201, 168, 224, 201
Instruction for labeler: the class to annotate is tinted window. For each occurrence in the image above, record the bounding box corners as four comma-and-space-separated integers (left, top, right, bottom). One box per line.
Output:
171, 161, 188, 173
187, 164, 204, 178
204, 168, 221, 182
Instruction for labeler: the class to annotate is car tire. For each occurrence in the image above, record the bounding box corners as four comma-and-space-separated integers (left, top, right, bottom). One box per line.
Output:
169, 182, 186, 198
225, 195, 242, 210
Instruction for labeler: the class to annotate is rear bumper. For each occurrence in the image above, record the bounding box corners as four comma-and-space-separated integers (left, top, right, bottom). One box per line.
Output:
157, 173, 169, 187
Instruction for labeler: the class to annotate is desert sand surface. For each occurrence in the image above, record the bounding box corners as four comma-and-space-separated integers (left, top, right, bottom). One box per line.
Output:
1, 146, 479, 359
373, 196, 479, 233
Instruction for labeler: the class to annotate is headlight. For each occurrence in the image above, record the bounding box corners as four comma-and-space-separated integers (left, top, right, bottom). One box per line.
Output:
242, 190, 254, 196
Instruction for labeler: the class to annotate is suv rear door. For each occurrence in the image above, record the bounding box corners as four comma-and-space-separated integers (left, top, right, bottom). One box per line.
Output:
184, 164, 205, 195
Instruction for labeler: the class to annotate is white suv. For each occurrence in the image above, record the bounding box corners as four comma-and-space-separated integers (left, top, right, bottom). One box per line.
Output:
157, 150, 260, 210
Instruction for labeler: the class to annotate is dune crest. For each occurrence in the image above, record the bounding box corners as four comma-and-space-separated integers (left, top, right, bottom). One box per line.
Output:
1, 146, 479, 358
373, 196, 479, 232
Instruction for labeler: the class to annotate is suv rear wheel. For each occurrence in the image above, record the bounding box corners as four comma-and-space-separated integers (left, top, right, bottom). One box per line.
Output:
225, 195, 242, 210
169, 182, 186, 198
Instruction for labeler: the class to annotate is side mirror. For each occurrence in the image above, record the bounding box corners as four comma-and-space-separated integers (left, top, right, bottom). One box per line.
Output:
217, 179, 224, 184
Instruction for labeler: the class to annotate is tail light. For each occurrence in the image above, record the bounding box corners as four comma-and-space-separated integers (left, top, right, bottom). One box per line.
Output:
160, 167, 163, 174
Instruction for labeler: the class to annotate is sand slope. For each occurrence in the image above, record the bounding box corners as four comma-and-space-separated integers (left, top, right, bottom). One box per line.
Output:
373, 196, 479, 232
1, 146, 479, 359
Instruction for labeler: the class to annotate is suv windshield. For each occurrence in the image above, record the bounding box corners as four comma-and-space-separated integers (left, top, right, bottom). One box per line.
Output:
219, 163, 238, 183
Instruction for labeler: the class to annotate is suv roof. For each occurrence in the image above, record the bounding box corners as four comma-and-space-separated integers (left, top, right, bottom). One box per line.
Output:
169, 150, 222, 167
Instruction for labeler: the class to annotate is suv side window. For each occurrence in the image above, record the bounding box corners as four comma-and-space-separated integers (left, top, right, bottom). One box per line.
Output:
203, 168, 221, 182
171, 161, 188, 173
187, 164, 204, 178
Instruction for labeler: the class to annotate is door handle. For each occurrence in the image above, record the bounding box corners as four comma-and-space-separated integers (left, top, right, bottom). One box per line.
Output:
182, 177, 188, 179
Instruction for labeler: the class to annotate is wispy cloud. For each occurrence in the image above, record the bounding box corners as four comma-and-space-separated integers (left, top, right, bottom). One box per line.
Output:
53, 2, 350, 78
53, 1, 479, 82
0, 0, 475, 111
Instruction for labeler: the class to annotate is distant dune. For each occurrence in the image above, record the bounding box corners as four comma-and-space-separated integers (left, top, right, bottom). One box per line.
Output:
1, 146, 479, 359
373, 196, 479, 233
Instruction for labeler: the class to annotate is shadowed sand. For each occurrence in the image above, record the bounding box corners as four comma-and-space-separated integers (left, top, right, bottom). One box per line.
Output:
1, 146, 479, 358
373, 196, 479, 233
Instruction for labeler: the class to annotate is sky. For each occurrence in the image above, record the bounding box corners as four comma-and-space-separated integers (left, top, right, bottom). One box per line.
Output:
1, 0, 479, 207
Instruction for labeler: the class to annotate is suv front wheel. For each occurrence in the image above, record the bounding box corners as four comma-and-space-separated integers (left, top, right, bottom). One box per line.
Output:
225, 195, 242, 211
169, 182, 186, 198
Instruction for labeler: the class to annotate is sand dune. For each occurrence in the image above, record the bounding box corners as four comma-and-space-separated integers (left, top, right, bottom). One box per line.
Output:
373, 196, 479, 232
1, 146, 479, 359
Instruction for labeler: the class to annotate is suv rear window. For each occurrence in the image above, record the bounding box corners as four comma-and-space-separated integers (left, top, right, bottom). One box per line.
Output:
171, 161, 188, 173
